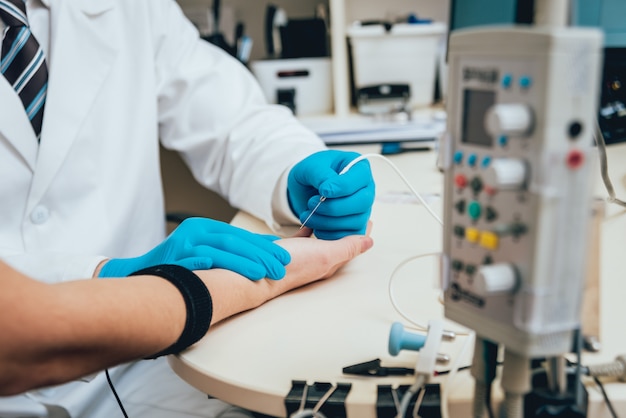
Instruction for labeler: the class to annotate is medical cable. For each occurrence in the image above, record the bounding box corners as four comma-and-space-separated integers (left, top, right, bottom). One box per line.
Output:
395, 373, 426, 418
565, 356, 622, 418
289, 383, 335, 418
411, 382, 427, 418
592, 376, 619, 418
106, 369, 129, 418
313, 152, 465, 417
387, 252, 441, 332
357, 155, 458, 416
348, 153, 443, 225
300, 153, 443, 229
379, 196, 469, 417
584, 354, 626, 418
387, 252, 470, 337
595, 120, 626, 208
356, 151, 455, 332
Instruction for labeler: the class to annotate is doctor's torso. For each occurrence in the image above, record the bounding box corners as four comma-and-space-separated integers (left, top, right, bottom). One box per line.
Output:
0, 0, 189, 271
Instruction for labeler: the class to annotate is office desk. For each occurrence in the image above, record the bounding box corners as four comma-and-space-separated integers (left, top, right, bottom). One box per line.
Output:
169, 143, 626, 418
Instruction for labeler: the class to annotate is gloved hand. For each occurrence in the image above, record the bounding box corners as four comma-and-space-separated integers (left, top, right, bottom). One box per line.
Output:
287, 150, 375, 240
98, 217, 291, 281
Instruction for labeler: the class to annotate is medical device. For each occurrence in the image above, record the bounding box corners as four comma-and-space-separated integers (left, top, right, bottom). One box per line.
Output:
300, 153, 443, 230
442, 15, 602, 358
299, 159, 356, 230
449, 0, 626, 146
441, 0, 603, 416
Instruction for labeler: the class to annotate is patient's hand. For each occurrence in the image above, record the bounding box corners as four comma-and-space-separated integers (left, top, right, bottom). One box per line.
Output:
195, 224, 373, 324
274, 224, 373, 291
251, 223, 374, 300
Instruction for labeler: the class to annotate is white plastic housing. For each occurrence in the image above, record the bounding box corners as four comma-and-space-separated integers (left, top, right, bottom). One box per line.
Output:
442, 25, 603, 357
486, 104, 534, 137
483, 158, 527, 190
474, 264, 518, 295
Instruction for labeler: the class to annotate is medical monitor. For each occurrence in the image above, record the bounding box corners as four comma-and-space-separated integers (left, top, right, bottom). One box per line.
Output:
448, 0, 626, 144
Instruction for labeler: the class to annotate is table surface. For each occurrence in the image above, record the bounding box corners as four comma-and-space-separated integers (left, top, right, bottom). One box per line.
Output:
169, 143, 626, 418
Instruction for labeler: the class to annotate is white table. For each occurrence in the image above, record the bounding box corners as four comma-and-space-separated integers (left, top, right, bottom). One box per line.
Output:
169, 143, 626, 417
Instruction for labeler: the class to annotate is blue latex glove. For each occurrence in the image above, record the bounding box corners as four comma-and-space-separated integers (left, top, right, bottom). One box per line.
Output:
99, 217, 291, 281
287, 150, 375, 240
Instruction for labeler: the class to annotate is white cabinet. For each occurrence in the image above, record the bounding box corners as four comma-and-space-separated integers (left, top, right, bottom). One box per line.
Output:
329, 0, 449, 116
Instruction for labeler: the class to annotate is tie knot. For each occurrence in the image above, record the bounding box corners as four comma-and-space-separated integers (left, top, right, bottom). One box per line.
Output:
0, 0, 27, 27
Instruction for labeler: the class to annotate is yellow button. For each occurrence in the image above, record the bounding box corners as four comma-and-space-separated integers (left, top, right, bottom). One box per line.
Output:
465, 227, 480, 243
480, 231, 499, 250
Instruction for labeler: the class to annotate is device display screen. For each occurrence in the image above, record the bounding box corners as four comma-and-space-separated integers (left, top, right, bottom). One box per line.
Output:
462, 89, 495, 147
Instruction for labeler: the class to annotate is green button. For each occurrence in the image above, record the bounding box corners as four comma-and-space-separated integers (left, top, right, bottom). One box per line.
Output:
468, 201, 482, 220
452, 259, 464, 271
465, 264, 477, 275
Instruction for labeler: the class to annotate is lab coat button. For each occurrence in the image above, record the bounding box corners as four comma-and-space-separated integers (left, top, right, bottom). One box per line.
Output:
31, 205, 50, 224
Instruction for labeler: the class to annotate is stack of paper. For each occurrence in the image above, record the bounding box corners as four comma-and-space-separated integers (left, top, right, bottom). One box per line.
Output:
299, 112, 446, 145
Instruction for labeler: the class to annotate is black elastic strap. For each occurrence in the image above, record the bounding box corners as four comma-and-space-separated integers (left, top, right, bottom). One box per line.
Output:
130, 264, 212, 359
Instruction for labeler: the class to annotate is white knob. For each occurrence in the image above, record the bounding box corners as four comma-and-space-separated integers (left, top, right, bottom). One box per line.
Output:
483, 158, 527, 190
485, 104, 534, 137
474, 264, 518, 296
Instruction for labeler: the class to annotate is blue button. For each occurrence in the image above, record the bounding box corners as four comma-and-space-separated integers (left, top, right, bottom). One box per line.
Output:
498, 136, 508, 147
520, 76, 532, 89
502, 73, 513, 89
453, 151, 463, 164
481, 156, 492, 168
467, 153, 477, 166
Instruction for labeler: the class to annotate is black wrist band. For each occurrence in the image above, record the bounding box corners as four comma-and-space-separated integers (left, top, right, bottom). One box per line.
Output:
130, 264, 213, 359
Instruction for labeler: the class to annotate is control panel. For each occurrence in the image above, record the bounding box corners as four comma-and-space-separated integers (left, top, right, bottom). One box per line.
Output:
442, 26, 603, 357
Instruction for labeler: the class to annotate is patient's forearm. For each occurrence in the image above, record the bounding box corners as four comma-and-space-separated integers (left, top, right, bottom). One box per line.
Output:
0, 266, 189, 394
0, 265, 271, 395
0, 233, 372, 395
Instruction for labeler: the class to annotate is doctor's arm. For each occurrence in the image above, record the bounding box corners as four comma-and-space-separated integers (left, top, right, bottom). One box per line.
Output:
153, 1, 375, 237
0, 230, 373, 396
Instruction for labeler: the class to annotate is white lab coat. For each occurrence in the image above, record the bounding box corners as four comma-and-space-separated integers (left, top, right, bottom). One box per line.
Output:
0, 0, 325, 415
0, 0, 325, 284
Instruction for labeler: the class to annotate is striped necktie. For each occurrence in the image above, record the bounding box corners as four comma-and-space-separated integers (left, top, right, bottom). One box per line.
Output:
0, 0, 47, 141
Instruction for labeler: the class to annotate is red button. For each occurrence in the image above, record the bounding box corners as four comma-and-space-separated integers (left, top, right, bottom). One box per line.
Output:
566, 149, 584, 169
484, 185, 497, 196
455, 174, 468, 188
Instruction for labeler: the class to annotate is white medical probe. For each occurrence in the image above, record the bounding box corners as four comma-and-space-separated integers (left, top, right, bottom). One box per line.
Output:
299, 153, 443, 229
299, 155, 365, 229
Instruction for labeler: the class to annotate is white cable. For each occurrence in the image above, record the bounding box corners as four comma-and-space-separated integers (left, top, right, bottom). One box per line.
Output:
387, 251, 470, 336
595, 120, 626, 208
351, 151, 467, 418
387, 252, 442, 331
412, 383, 427, 418
302, 152, 443, 229
290, 384, 335, 418
346, 153, 444, 225
396, 374, 427, 418
391, 387, 401, 413
351, 149, 447, 329
291, 411, 327, 418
